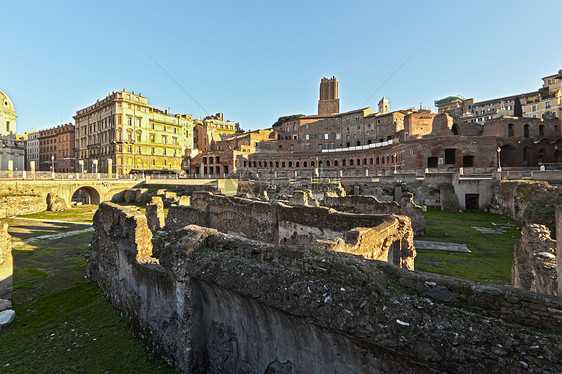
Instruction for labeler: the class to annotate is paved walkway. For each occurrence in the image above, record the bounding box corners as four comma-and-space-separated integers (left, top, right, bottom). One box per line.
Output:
9, 217, 92, 226
414, 240, 471, 253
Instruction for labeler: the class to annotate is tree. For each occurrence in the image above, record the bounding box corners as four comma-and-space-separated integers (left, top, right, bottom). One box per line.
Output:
272, 114, 305, 128
514, 97, 522, 117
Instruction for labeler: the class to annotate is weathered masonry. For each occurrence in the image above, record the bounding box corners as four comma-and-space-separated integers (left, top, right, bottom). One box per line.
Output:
166, 191, 415, 269
89, 202, 562, 373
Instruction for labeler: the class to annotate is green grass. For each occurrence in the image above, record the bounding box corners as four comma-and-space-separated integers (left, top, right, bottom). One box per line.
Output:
14, 205, 98, 223
415, 209, 521, 284
0, 212, 174, 373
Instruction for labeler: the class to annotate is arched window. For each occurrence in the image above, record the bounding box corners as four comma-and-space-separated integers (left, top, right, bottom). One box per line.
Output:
296, 161, 300, 167
508, 124, 514, 137
370, 158, 374, 165
282, 161, 286, 167
539, 125, 544, 136
363, 158, 367, 165
523, 124, 529, 138
376, 157, 379, 164
350, 159, 354, 166
326, 160, 331, 167
288, 161, 292, 167
334, 160, 339, 166
303, 161, 308, 167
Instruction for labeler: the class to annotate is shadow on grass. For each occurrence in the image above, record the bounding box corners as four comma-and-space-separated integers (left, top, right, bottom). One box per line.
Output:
3, 216, 173, 373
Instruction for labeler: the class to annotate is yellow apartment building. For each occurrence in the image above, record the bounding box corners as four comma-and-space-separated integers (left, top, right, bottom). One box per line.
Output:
74, 89, 194, 174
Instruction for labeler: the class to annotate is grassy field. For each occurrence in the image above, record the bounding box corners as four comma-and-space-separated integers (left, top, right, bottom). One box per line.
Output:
0, 206, 173, 373
416, 209, 522, 285
13, 204, 98, 223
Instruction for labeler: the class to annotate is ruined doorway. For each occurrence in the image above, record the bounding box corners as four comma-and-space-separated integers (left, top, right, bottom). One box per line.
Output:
462, 155, 474, 167
445, 149, 456, 165
427, 157, 438, 168
465, 194, 479, 211
500, 145, 518, 167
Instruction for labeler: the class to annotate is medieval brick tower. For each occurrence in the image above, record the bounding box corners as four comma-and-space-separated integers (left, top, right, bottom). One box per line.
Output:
318, 76, 340, 116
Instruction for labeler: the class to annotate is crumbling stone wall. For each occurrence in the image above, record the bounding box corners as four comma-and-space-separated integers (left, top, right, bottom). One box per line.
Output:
46, 193, 67, 211
168, 191, 415, 270
0, 221, 12, 302
113, 185, 216, 206
287, 189, 320, 206
145, 196, 165, 231
323, 192, 425, 235
489, 180, 560, 224
512, 224, 558, 296
89, 203, 562, 373
0, 194, 44, 218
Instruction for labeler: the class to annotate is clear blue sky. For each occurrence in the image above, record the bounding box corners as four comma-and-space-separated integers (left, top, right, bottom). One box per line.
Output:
2, 0, 561, 133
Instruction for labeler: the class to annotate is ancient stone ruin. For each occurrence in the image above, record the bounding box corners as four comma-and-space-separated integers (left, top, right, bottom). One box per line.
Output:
0, 220, 15, 327
512, 224, 558, 296
166, 191, 415, 269
89, 200, 562, 373
323, 192, 425, 235
46, 192, 67, 211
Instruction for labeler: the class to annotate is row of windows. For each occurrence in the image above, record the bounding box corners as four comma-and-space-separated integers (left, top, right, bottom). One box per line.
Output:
507, 124, 545, 137
121, 145, 179, 156
119, 158, 176, 167
202, 156, 220, 164
243, 155, 397, 169
285, 119, 393, 134
199, 166, 229, 175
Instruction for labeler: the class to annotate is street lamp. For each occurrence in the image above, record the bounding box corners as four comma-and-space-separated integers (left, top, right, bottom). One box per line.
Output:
393, 153, 398, 174
497, 146, 502, 172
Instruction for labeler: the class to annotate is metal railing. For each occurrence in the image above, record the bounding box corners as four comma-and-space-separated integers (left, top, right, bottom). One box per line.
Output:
0, 171, 145, 180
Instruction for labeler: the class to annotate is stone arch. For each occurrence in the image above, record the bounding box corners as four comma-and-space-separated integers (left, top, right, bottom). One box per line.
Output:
538, 148, 545, 164
500, 144, 518, 167
523, 146, 531, 165
71, 185, 101, 205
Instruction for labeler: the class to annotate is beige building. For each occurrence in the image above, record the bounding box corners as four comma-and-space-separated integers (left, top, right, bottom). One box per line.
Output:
74, 90, 194, 174
0, 89, 17, 137
25, 130, 40, 170
435, 93, 536, 124
193, 112, 240, 152
523, 70, 561, 120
